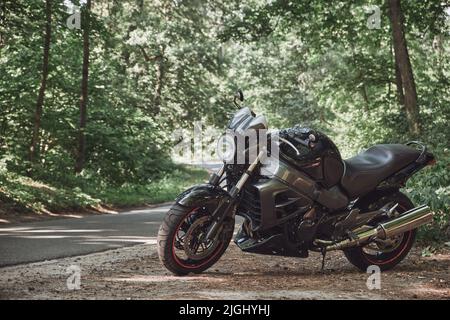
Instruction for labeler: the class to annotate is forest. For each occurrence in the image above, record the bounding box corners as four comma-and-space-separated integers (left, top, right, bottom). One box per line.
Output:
0, 0, 448, 242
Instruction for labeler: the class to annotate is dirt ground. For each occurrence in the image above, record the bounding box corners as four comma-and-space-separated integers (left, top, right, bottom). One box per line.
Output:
0, 241, 449, 300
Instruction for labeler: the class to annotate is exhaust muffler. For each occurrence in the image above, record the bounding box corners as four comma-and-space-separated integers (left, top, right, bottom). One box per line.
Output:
326, 205, 433, 251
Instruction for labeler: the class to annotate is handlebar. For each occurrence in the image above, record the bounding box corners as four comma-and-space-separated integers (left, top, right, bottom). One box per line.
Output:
292, 136, 311, 148
272, 130, 316, 157
279, 137, 300, 155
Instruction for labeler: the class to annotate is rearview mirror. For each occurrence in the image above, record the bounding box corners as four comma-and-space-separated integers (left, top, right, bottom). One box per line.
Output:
235, 89, 244, 102
233, 89, 244, 108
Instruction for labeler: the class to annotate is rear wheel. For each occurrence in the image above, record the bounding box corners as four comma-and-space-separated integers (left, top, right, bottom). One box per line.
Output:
157, 204, 233, 275
343, 192, 417, 271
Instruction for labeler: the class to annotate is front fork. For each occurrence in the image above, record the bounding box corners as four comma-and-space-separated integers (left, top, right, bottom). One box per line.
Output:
204, 149, 266, 241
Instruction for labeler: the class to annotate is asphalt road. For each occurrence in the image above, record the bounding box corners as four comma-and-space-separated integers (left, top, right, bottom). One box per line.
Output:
0, 162, 226, 267
0, 205, 171, 267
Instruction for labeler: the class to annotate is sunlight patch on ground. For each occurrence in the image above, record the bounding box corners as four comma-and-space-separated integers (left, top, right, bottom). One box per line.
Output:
53, 214, 85, 218
122, 206, 171, 215
0, 227, 34, 232
424, 253, 450, 262
187, 289, 384, 300
79, 238, 156, 244
405, 284, 450, 298
18, 235, 71, 239
104, 275, 226, 283
10, 229, 109, 233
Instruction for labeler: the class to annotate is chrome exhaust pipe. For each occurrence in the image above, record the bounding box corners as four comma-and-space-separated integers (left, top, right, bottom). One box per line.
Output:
326, 205, 433, 251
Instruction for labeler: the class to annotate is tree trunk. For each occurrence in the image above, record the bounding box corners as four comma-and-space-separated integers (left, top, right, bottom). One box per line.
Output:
388, 0, 420, 135
29, 0, 52, 165
391, 38, 405, 106
153, 48, 165, 115
0, 2, 5, 47
357, 70, 370, 113
394, 59, 405, 105
75, 0, 91, 173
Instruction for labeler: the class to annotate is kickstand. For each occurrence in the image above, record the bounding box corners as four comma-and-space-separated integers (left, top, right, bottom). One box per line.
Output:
321, 247, 327, 271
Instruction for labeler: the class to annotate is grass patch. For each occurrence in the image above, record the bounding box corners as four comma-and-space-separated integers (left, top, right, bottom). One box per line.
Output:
88, 166, 209, 207
0, 165, 209, 214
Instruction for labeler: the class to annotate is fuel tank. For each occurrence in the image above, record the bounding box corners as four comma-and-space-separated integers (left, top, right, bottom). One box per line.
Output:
278, 126, 344, 188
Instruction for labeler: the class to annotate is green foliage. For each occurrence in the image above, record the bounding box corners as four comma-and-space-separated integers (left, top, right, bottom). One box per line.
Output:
0, 0, 226, 194
0, 164, 208, 213
0, 168, 100, 213
87, 166, 209, 206
219, 0, 449, 241
0, 0, 448, 243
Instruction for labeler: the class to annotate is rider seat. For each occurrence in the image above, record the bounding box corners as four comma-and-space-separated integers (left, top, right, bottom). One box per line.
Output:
340, 144, 421, 198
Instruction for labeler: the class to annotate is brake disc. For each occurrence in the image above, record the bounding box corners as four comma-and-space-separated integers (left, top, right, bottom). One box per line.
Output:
365, 234, 404, 253
183, 216, 220, 260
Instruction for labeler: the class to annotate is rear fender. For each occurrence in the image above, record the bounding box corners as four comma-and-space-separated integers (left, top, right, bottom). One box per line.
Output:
377, 151, 435, 189
353, 189, 400, 212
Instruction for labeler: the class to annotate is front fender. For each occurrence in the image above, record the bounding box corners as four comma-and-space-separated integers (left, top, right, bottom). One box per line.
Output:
175, 184, 230, 211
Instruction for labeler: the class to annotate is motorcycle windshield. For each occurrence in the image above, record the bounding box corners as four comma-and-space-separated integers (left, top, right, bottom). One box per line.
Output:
227, 107, 268, 132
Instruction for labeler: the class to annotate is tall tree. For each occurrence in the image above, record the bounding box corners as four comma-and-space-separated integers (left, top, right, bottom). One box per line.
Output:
29, 0, 52, 166
152, 46, 165, 115
75, 0, 91, 173
388, 0, 420, 135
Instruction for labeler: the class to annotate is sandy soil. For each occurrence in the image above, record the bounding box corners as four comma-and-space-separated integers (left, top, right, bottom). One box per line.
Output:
0, 242, 449, 300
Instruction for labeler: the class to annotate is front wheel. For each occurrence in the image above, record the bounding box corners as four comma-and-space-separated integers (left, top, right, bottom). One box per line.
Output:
157, 204, 233, 275
343, 192, 417, 272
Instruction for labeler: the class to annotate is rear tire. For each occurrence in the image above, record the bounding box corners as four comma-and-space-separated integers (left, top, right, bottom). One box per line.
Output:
343, 192, 417, 272
157, 204, 233, 275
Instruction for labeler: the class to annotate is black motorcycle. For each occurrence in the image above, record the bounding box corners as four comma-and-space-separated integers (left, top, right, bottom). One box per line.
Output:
157, 90, 435, 275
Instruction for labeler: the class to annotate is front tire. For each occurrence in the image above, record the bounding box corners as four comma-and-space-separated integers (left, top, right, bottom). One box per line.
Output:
157, 204, 233, 275
343, 192, 417, 272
